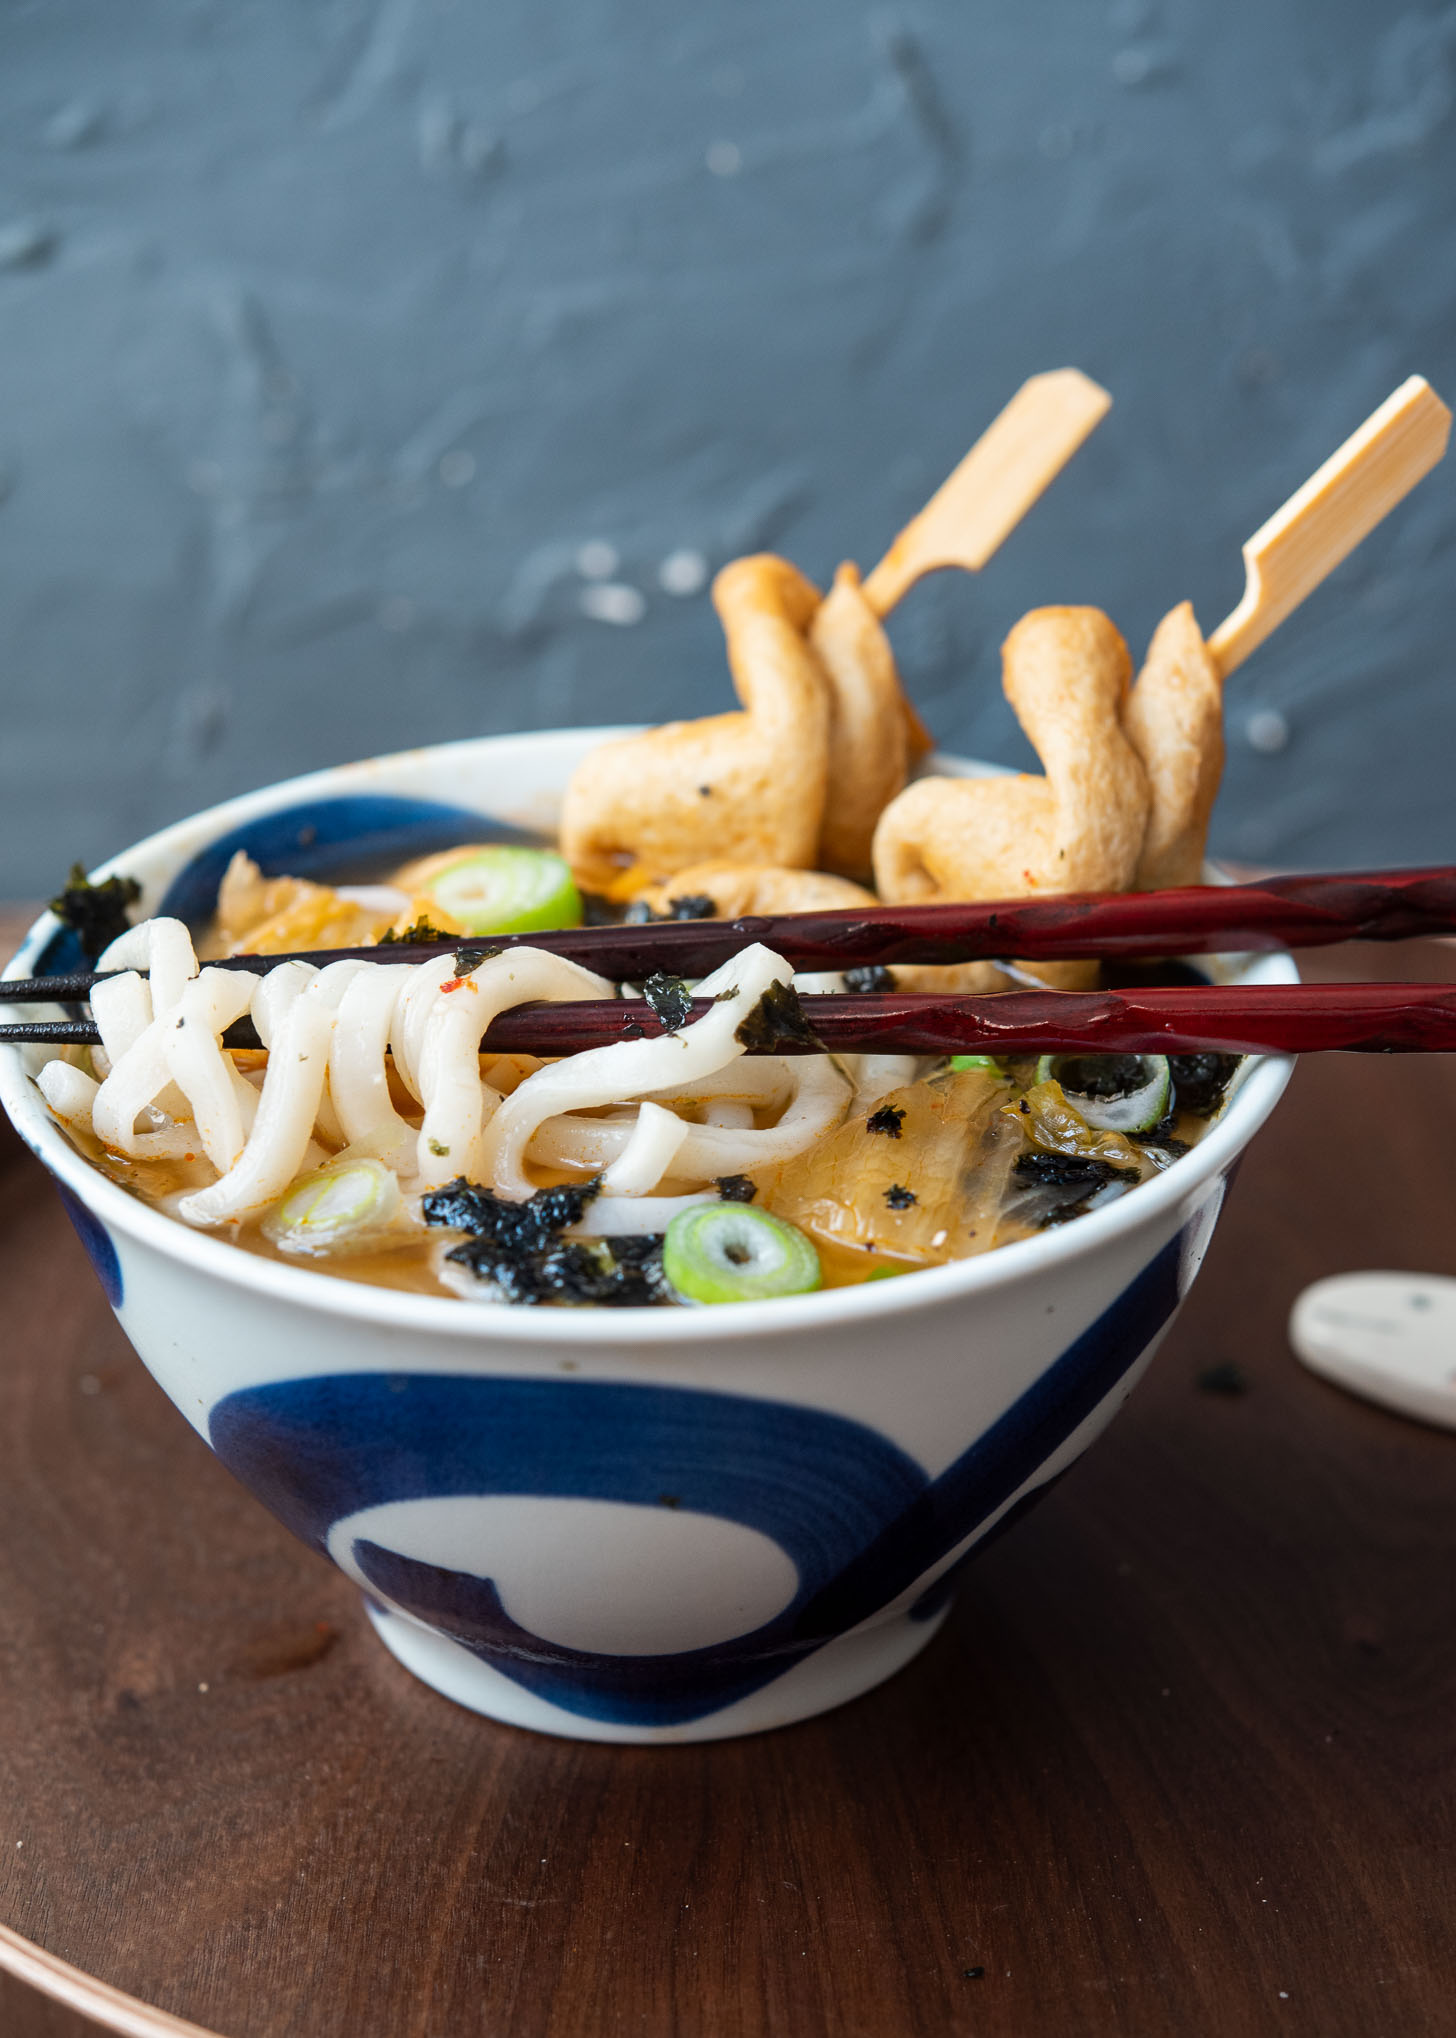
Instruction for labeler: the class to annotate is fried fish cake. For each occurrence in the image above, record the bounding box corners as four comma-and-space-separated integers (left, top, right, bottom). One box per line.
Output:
560, 556, 831, 888
873, 606, 1150, 905
1123, 599, 1224, 890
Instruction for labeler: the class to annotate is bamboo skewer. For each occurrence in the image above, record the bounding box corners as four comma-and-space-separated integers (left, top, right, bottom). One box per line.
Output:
1207, 374, 1452, 677
860, 369, 1112, 616
10, 983, 1456, 1059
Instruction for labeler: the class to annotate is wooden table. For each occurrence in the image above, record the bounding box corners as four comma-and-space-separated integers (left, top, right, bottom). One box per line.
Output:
1, 909, 1453, 2038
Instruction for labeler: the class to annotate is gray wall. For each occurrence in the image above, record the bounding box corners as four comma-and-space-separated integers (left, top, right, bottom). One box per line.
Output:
2, 0, 1453, 895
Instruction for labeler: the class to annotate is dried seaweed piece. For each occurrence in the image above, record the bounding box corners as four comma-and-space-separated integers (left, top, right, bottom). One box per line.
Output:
618, 895, 716, 926
447, 1235, 666, 1308
1012, 1151, 1133, 1192
442, 1230, 652, 1312
422, 1174, 601, 1251
641, 971, 693, 1031
532, 1235, 668, 1307
1010, 1148, 1136, 1229
424, 1174, 664, 1306
451, 945, 504, 977
1131, 1131, 1191, 1162
844, 964, 894, 994
865, 1103, 905, 1138
49, 863, 141, 959
579, 891, 620, 926
1129, 1105, 1181, 1147
884, 1183, 917, 1209
1168, 1053, 1242, 1116
378, 918, 448, 946
733, 978, 822, 1053
714, 1174, 757, 1203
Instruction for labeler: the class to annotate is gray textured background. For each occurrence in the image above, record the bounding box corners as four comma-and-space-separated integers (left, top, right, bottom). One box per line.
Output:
1, 0, 1453, 895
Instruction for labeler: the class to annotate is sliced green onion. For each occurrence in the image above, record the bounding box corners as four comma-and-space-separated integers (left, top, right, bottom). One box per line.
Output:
865, 1264, 910, 1282
1035, 1053, 1171, 1133
663, 1203, 822, 1305
950, 1054, 1004, 1073
421, 847, 582, 937
263, 1159, 402, 1256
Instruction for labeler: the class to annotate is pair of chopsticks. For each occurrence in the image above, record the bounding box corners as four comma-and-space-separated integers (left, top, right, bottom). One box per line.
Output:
6, 865, 1456, 1058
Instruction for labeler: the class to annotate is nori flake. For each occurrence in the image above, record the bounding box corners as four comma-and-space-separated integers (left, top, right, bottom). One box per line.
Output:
1169, 1053, 1241, 1116
1130, 1106, 1180, 1147
620, 893, 717, 924
1012, 1149, 1137, 1228
641, 970, 693, 1030
422, 1174, 669, 1307
456, 1234, 668, 1307
884, 1183, 917, 1209
844, 964, 894, 994
1132, 1131, 1191, 1161
715, 1174, 757, 1203
451, 945, 504, 977
378, 918, 448, 946
523, 1235, 668, 1308
733, 978, 823, 1052
49, 863, 141, 959
422, 1174, 600, 1248
579, 891, 619, 926
866, 1103, 905, 1138
1013, 1152, 1132, 1191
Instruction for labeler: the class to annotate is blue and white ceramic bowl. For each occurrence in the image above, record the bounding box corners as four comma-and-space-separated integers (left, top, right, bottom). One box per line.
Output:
0, 732, 1295, 1743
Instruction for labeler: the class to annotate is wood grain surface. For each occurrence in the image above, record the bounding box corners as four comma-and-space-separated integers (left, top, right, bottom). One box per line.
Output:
1, 907, 1453, 2038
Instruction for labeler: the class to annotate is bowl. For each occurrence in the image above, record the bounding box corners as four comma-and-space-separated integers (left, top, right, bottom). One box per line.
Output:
0, 731, 1295, 1744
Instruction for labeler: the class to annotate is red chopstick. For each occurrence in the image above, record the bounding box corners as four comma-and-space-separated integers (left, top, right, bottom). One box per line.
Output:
479, 982, 1456, 1057
7, 863, 1456, 1003
9, 982, 1456, 1057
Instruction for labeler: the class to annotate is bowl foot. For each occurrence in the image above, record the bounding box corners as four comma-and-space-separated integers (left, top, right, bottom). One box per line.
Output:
363, 1596, 952, 1744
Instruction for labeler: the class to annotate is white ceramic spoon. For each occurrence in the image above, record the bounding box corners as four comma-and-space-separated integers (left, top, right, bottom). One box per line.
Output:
1289, 1271, 1456, 1432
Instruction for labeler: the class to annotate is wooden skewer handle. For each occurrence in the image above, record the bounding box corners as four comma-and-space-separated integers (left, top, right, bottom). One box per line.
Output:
861, 369, 1111, 616
1208, 375, 1452, 678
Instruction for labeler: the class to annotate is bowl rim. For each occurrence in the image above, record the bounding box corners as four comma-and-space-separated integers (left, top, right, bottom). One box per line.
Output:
0, 728, 1296, 1349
